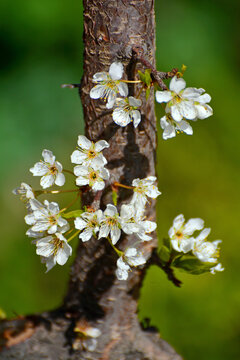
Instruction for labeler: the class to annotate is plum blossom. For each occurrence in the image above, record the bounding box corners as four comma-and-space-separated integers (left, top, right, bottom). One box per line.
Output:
36, 232, 72, 271
90, 62, 128, 109
156, 76, 213, 122
98, 204, 121, 245
30, 149, 65, 189
73, 165, 109, 191
71, 135, 109, 169
112, 96, 142, 128
25, 199, 69, 235
74, 210, 103, 242
192, 228, 222, 263
169, 214, 204, 253
160, 112, 193, 140
116, 247, 146, 281
73, 320, 101, 352
131, 176, 161, 218
12, 182, 35, 211
119, 203, 156, 241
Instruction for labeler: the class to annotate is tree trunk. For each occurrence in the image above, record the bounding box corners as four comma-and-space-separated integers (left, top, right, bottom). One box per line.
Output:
0, 1, 181, 359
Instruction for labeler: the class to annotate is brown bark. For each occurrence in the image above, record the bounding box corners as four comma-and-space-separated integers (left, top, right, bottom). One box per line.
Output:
0, 1, 181, 359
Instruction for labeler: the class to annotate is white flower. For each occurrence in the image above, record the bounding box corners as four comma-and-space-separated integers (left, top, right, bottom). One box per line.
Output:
119, 204, 141, 235
192, 228, 222, 263
119, 203, 156, 241
156, 76, 213, 122
71, 135, 109, 169
98, 204, 121, 245
112, 96, 142, 128
30, 149, 65, 189
73, 165, 109, 191
210, 263, 224, 274
12, 182, 35, 211
116, 247, 146, 281
36, 232, 72, 271
73, 320, 101, 352
131, 176, 161, 218
25, 199, 69, 235
74, 210, 103, 242
90, 62, 128, 109
160, 112, 193, 140
169, 214, 204, 253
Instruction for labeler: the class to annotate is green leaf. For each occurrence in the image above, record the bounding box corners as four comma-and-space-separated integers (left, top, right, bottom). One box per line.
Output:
138, 70, 146, 83
173, 255, 212, 275
62, 209, 83, 219
163, 237, 171, 250
158, 245, 171, 264
112, 190, 118, 206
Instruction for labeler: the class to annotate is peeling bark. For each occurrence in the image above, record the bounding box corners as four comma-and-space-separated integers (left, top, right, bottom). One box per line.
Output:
0, 1, 182, 359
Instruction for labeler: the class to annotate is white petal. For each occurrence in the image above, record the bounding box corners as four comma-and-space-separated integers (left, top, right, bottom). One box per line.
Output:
195, 228, 211, 243
105, 204, 118, 217
80, 228, 93, 242
92, 179, 105, 191
106, 91, 116, 109
155, 91, 172, 103
74, 217, 87, 230
110, 227, 121, 245
40, 174, 55, 189
90, 85, 106, 99
169, 76, 186, 93
73, 165, 89, 177
117, 82, 128, 97
55, 172, 65, 187
177, 120, 193, 135
182, 87, 204, 100
184, 218, 204, 235
171, 105, 183, 122
173, 214, 185, 230
56, 242, 72, 265
133, 110, 141, 128
42, 149, 55, 164
95, 140, 109, 152
77, 135, 92, 150
109, 62, 123, 80
145, 185, 161, 199
25, 213, 36, 225
71, 150, 87, 164
98, 224, 110, 239
129, 96, 141, 107
30, 162, 48, 176
93, 72, 109, 82
125, 248, 137, 258
163, 124, 176, 140
195, 104, 213, 119
116, 268, 129, 280
180, 101, 197, 120
117, 257, 130, 271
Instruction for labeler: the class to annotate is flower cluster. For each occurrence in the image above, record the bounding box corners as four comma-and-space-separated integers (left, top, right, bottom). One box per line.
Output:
71, 135, 110, 191
75, 175, 161, 280
90, 62, 142, 128
89, 62, 213, 139
169, 214, 224, 274
156, 76, 213, 139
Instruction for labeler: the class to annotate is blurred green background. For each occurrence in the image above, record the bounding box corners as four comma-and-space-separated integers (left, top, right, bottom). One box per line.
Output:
0, 0, 239, 359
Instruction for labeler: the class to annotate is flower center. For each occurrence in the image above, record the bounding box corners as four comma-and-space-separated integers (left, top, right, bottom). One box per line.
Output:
51, 237, 63, 256
89, 171, 98, 181
87, 149, 96, 159
175, 231, 183, 239
49, 165, 58, 175
106, 217, 118, 227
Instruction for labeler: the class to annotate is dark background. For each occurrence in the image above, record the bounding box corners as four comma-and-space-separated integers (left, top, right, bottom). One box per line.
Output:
0, 1, 239, 359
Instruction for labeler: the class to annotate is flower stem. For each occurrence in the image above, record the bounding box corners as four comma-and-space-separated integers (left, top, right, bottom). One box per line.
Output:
136, 84, 145, 99
107, 237, 123, 257
67, 230, 80, 243
120, 79, 142, 83
36, 189, 79, 195
63, 169, 75, 176
113, 182, 134, 190
60, 192, 81, 213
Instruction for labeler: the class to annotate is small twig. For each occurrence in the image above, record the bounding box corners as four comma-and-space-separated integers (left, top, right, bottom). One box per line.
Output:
132, 45, 178, 90
148, 249, 182, 287
61, 83, 81, 89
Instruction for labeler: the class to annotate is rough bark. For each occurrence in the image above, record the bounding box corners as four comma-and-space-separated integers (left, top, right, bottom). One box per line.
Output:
0, 1, 181, 359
